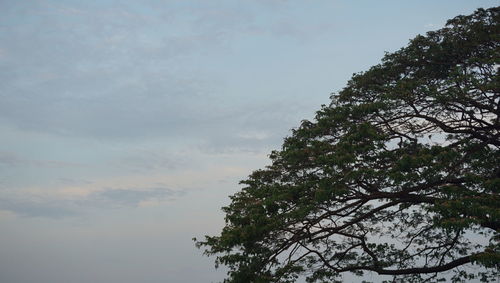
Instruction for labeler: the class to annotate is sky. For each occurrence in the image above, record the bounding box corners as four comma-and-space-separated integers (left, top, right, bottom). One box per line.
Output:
0, 1, 498, 282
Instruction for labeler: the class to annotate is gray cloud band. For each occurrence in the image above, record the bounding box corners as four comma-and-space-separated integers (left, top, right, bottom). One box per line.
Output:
0, 187, 186, 218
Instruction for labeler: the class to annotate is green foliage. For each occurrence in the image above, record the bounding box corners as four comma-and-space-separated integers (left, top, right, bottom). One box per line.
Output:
197, 7, 500, 282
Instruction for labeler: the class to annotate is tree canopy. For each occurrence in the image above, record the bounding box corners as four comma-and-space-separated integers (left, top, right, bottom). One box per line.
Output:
196, 7, 500, 283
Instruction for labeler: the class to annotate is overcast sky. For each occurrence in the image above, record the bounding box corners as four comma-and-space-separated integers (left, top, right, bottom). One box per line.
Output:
0, 1, 497, 282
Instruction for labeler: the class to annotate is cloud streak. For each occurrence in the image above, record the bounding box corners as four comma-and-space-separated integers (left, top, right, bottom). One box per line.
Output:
0, 151, 85, 168
0, 186, 186, 218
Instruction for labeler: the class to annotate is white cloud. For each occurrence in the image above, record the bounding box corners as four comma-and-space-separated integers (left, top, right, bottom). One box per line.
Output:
0, 163, 249, 218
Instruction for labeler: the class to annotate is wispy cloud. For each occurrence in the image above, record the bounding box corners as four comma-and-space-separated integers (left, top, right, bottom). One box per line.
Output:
0, 196, 79, 218
0, 151, 85, 168
0, 0, 329, 152
89, 187, 185, 207
110, 151, 187, 173
0, 186, 186, 218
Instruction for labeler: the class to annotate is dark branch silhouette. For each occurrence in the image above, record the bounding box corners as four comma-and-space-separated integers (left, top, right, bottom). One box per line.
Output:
197, 7, 500, 283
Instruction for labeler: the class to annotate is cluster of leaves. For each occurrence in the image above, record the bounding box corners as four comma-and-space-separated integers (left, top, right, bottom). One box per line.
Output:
196, 7, 499, 282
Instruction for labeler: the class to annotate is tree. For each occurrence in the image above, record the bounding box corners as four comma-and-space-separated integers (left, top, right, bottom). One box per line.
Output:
196, 7, 500, 282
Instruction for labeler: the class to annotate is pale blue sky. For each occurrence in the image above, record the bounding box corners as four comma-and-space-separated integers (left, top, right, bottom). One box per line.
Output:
0, 1, 497, 282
